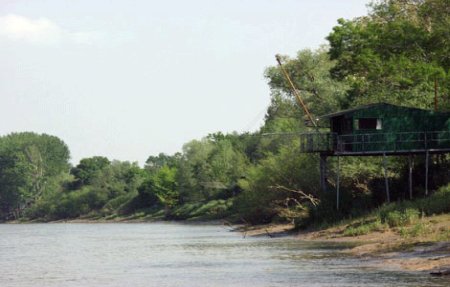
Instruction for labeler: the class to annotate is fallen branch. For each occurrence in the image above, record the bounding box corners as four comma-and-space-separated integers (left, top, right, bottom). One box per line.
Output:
270, 185, 320, 207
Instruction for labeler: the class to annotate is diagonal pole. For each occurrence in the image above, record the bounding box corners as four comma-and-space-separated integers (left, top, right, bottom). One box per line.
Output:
275, 55, 317, 128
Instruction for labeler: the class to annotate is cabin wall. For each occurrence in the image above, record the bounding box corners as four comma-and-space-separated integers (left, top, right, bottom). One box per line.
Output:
349, 105, 450, 134
330, 105, 450, 152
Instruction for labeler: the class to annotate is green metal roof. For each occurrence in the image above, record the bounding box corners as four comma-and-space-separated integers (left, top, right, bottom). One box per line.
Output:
319, 103, 450, 119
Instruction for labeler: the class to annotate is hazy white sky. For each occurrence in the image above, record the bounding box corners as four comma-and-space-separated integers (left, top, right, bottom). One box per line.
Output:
0, 0, 370, 165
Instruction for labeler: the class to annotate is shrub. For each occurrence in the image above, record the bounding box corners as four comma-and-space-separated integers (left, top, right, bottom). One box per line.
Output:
344, 224, 371, 236
384, 211, 403, 227
382, 208, 419, 227
103, 192, 137, 213
343, 219, 385, 236
418, 185, 450, 215
399, 222, 430, 238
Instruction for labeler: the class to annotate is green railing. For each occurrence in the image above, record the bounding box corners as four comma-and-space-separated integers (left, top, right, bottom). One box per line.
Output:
299, 131, 450, 154
299, 132, 337, 153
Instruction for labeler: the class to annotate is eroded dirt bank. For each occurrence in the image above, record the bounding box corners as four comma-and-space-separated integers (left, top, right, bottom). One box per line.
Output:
238, 220, 450, 275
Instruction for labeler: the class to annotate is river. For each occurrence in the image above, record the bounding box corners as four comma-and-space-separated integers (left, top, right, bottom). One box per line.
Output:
0, 223, 447, 286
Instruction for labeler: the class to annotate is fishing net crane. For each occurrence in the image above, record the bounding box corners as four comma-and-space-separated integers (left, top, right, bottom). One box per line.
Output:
275, 54, 318, 129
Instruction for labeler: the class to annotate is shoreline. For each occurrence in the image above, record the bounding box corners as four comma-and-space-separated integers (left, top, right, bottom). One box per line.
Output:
242, 222, 450, 276
4, 217, 450, 276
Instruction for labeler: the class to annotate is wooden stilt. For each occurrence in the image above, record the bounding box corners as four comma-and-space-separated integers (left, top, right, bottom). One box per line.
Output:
409, 154, 413, 200
320, 154, 327, 193
425, 150, 429, 196
383, 153, 390, 203
336, 156, 340, 210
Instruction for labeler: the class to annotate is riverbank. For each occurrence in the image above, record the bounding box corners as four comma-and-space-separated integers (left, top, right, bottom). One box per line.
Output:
241, 213, 450, 276
6, 203, 450, 276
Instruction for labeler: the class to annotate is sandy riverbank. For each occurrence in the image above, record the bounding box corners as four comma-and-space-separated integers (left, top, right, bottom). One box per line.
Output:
239, 219, 450, 276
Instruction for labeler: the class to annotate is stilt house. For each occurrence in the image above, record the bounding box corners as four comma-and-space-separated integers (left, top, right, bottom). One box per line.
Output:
300, 103, 450, 155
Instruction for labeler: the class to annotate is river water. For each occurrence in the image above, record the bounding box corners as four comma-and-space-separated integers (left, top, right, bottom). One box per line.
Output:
0, 223, 447, 287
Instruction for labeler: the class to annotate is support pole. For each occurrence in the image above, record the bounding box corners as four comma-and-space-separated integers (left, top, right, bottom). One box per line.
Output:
320, 154, 328, 193
383, 153, 390, 203
408, 154, 413, 200
336, 156, 340, 210
425, 150, 429, 196
434, 78, 438, 112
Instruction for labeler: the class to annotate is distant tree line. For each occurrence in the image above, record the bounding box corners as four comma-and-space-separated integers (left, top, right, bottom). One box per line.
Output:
1, 0, 449, 224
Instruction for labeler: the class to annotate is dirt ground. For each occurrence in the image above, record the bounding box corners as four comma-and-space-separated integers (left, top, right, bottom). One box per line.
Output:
237, 219, 450, 275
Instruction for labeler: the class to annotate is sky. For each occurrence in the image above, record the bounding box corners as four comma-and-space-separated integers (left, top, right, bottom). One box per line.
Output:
0, 0, 371, 165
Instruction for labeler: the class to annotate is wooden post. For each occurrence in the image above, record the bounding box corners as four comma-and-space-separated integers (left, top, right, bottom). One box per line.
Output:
383, 153, 390, 203
320, 154, 327, 193
336, 156, 340, 210
425, 150, 429, 196
408, 154, 413, 200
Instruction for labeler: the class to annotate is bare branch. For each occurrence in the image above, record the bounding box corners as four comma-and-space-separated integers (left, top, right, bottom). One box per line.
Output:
270, 185, 320, 206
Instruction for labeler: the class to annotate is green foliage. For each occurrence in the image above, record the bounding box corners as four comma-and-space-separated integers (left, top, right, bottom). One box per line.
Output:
382, 208, 420, 227
419, 183, 450, 215
24, 156, 146, 220
265, 48, 349, 118
145, 152, 181, 173
377, 185, 450, 224
138, 165, 179, 210
2, 0, 450, 226
399, 222, 430, 238
177, 137, 248, 203
343, 219, 385, 236
0, 132, 70, 219
234, 139, 319, 224
327, 0, 450, 109
170, 199, 233, 220
102, 192, 137, 214
70, 156, 111, 187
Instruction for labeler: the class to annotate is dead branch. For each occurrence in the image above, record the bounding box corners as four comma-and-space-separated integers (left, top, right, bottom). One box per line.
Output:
270, 184, 320, 206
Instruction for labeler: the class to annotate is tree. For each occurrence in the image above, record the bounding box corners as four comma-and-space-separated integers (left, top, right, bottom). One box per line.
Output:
0, 132, 70, 219
265, 48, 349, 117
0, 153, 33, 218
145, 152, 181, 173
327, 0, 449, 109
70, 156, 111, 187
138, 165, 178, 212
235, 139, 320, 224
177, 137, 248, 202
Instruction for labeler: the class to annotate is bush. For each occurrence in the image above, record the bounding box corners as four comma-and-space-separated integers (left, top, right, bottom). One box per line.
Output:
343, 219, 385, 236
375, 184, 450, 228
102, 192, 137, 214
384, 211, 402, 227
399, 222, 430, 238
418, 185, 450, 215
170, 199, 233, 220
381, 208, 419, 227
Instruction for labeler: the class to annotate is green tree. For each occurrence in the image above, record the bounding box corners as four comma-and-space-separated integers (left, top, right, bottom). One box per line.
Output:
145, 152, 181, 174
138, 165, 178, 212
0, 153, 33, 218
177, 137, 248, 202
235, 140, 319, 224
265, 48, 349, 118
0, 132, 70, 219
70, 156, 111, 187
327, 0, 449, 109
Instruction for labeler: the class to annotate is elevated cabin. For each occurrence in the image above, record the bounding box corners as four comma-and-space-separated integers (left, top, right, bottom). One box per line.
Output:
300, 103, 450, 155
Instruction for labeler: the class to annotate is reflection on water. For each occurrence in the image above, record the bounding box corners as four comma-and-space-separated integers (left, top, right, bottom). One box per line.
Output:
0, 223, 447, 287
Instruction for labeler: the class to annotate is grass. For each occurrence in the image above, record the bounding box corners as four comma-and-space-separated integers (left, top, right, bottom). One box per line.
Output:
341, 185, 450, 238
399, 222, 430, 238
382, 208, 420, 227
343, 219, 386, 236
